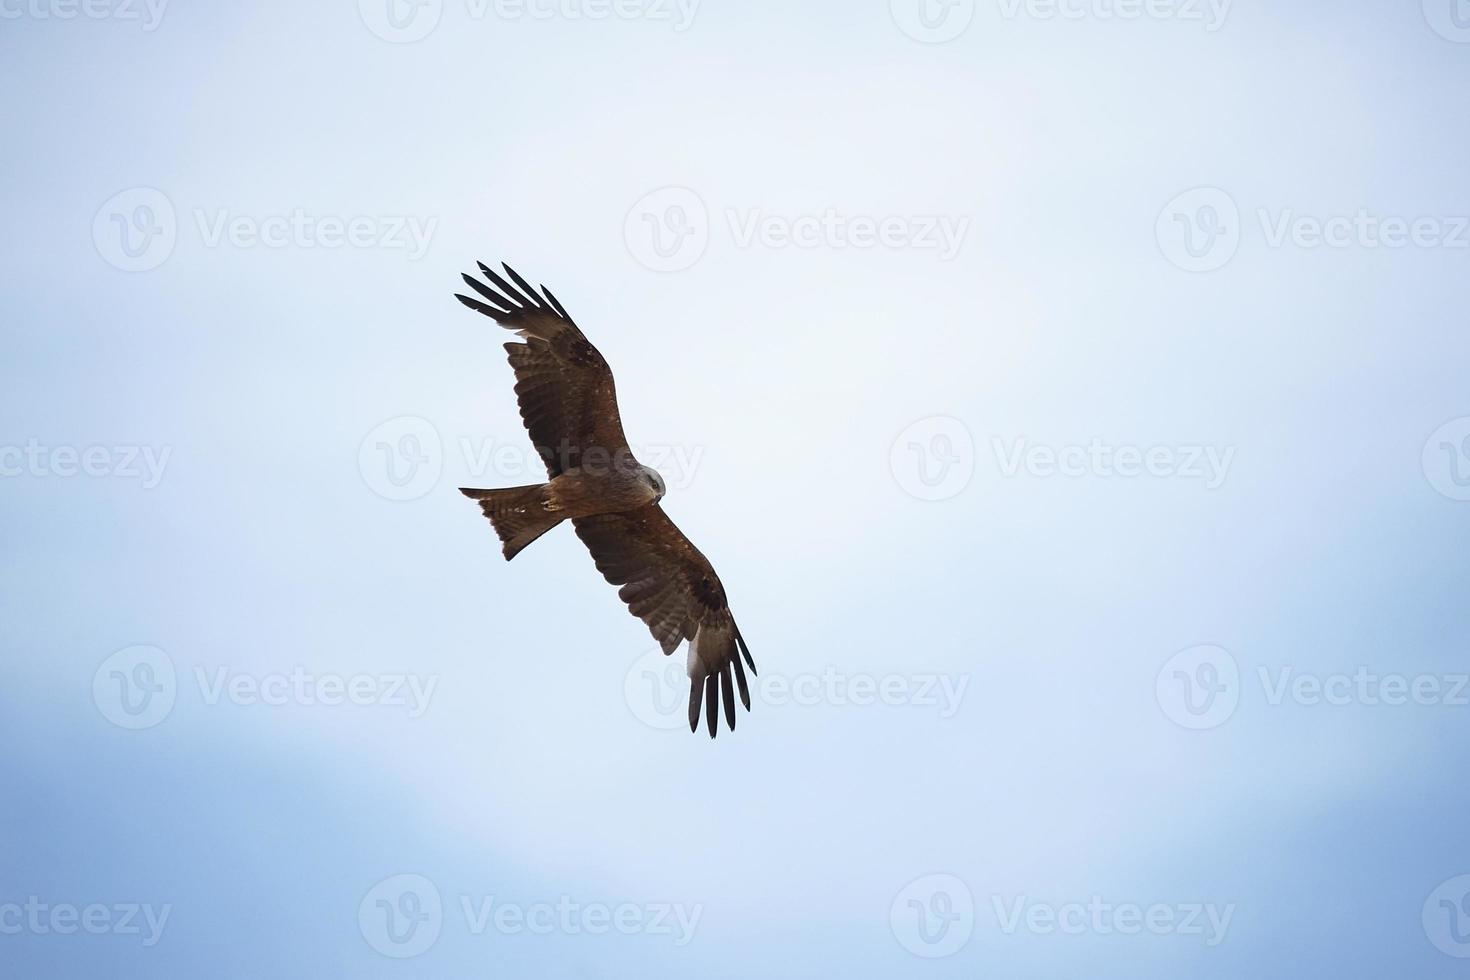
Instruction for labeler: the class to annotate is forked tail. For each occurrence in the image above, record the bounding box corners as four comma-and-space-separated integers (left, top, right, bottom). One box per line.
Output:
460, 484, 563, 560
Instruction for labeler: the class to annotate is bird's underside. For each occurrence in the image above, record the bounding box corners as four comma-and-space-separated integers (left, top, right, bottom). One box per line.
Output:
454, 261, 756, 737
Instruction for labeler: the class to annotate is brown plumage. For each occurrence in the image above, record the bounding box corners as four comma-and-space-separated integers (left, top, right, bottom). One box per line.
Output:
454, 262, 756, 737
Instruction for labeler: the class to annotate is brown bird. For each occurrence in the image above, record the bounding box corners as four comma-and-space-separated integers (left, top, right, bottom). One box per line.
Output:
454, 262, 756, 737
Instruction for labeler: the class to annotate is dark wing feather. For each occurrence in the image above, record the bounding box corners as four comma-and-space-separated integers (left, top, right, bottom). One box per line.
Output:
573, 503, 755, 737
454, 263, 629, 477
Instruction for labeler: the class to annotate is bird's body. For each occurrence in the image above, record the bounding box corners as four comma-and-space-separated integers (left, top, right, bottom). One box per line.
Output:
454, 262, 756, 737
461, 459, 662, 558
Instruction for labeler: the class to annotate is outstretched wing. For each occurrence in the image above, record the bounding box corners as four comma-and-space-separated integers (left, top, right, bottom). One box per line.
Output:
573, 503, 757, 738
455, 262, 629, 477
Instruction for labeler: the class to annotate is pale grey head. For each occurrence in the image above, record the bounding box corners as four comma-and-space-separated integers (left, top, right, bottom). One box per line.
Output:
639, 464, 666, 501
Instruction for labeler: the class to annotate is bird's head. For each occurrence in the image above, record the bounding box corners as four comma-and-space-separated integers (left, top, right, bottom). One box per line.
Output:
639, 464, 667, 501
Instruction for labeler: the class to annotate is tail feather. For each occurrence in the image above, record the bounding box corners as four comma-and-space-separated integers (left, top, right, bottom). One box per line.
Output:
460, 485, 563, 560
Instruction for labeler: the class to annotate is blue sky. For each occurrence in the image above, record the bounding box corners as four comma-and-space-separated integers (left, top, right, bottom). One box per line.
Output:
3, 0, 1470, 976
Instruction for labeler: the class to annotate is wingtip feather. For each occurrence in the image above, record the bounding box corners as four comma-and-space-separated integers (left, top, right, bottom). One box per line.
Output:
502, 263, 546, 310
735, 628, 757, 677
705, 674, 718, 739
720, 662, 736, 732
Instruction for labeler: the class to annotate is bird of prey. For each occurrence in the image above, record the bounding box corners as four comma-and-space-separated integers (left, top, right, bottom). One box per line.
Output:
454, 262, 757, 737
